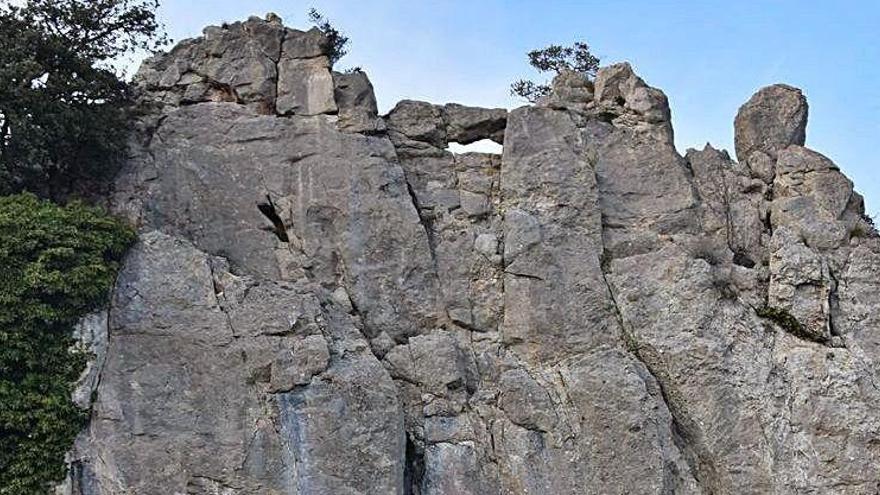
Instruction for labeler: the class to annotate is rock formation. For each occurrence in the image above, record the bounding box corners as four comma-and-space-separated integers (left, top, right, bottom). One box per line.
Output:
58, 15, 880, 495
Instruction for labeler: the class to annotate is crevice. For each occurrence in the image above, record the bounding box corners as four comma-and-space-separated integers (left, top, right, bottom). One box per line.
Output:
173, 71, 244, 106
605, 267, 720, 493
502, 270, 544, 281
732, 251, 756, 269
684, 153, 748, 272
205, 258, 239, 343
450, 315, 483, 333
257, 195, 290, 242
719, 171, 738, 264
827, 268, 842, 338
206, 78, 242, 103
273, 28, 286, 115
140, 114, 168, 150
403, 433, 425, 495
754, 305, 828, 345
90, 275, 123, 407
403, 177, 440, 277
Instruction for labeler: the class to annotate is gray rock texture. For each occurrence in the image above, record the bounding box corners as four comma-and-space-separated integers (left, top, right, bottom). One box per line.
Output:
59, 15, 880, 495
734, 84, 808, 169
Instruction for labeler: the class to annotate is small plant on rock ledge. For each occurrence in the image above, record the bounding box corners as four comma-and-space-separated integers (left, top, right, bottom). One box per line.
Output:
511, 42, 601, 102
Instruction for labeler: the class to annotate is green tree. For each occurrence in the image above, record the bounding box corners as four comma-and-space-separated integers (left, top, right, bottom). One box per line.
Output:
0, 193, 135, 493
0, 0, 166, 198
511, 42, 601, 103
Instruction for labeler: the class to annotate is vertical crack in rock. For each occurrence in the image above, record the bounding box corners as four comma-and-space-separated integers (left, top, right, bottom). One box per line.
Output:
139, 114, 168, 150
689, 153, 738, 262
599, 259, 720, 493
594, 126, 720, 495
827, 267, 843, 340
205, 258, 238, 345
274, 29, 286, 114
403, 177, 439, 271
403, 435, 425, 495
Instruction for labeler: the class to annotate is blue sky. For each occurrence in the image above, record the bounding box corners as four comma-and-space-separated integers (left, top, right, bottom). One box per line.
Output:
152, 0, 880, 217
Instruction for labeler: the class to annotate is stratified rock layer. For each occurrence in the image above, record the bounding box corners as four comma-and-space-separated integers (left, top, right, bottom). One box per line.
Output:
60, 16, 880, 495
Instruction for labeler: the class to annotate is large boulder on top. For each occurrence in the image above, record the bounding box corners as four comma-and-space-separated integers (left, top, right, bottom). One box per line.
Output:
734, 84, 808, 162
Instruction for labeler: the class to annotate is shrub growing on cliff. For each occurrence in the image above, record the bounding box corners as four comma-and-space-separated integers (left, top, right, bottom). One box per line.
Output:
308, 8, 349, 66
0, 0, 166, 198
0, 193, 135, 493
511, 42, 601, 102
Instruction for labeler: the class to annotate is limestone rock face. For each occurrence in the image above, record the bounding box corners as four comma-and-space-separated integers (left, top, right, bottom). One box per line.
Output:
60, 15, 880, 495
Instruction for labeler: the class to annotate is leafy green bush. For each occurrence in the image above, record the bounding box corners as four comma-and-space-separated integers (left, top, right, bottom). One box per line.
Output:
0, 193, 135, 493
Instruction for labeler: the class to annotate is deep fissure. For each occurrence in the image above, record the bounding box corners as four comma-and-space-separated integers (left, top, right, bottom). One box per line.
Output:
257, 195, 290, 242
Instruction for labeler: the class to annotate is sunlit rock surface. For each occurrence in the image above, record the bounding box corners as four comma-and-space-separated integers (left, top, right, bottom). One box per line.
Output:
61, 15, 880, 495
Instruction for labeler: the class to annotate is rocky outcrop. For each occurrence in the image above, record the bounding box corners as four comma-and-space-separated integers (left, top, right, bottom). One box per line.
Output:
60, 15, 880, 495
734, 84, 809, 184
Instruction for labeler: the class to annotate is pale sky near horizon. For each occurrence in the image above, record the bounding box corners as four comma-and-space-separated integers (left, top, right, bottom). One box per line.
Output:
147, 0, 879, 217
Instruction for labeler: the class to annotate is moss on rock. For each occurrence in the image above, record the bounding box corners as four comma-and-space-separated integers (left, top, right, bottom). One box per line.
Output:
755, 305, 825, 344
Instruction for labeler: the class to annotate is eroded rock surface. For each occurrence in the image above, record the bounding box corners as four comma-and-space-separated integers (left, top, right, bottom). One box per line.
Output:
734, 84, 808, 175
61, 15, 880, 495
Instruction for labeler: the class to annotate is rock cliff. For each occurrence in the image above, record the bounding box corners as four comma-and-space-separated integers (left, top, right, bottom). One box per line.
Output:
59, 16, 880, 495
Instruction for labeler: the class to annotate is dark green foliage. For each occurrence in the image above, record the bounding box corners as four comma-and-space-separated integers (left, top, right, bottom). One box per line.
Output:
526, 42, 600, 75
0, 193, 135, 493
22, 0, 166, 61
755, 306, 824, 343
308, 8, 349, 66
509, 80, 552, 103
0, 1, 166, 198
854, 213, 878, 238
511, 42, 601, 102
